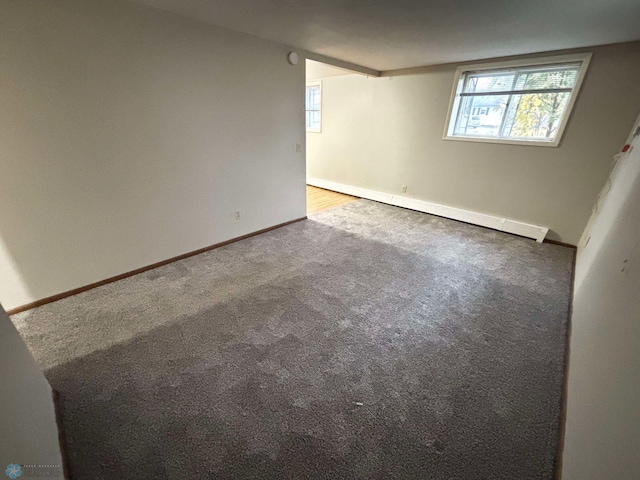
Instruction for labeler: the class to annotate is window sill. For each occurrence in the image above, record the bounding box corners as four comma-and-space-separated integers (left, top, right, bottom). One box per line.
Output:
443, 135, 560, 148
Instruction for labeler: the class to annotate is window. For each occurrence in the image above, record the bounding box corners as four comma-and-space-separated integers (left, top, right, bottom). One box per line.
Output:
444, 53, 591, 147
306, 81, 322, 133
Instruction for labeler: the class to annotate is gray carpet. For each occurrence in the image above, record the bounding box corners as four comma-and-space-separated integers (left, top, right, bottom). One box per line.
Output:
12, 200, 574, 479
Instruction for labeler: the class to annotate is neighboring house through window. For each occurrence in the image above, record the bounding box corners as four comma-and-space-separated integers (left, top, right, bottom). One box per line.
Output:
306, 81, 322, 133
444, 53, 591, 146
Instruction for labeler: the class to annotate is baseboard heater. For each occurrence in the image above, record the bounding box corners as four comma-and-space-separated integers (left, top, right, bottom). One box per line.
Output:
307, 177, 549, 243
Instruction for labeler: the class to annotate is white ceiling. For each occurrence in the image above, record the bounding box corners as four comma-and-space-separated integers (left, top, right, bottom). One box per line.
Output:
129, 0, 640, 71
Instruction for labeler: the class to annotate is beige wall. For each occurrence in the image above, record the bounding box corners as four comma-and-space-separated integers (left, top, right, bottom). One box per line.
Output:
0, 0, 306, 310
561, 116, 640, 479
307, 43, 640, 244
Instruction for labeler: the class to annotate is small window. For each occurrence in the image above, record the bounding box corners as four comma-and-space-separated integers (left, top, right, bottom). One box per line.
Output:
306, 82, 322, 133
444, 53, 591, 147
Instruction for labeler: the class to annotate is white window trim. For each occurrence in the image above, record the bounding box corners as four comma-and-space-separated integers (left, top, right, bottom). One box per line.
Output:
306, 81, 322, 133
443, 53, 592, 147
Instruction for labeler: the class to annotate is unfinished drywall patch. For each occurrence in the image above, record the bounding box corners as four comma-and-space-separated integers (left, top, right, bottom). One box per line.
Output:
562, 117, 640, 479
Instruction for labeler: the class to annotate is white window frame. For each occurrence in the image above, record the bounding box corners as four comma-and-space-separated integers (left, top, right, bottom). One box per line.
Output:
443, 53, 592, 147
306, 81, 322, 133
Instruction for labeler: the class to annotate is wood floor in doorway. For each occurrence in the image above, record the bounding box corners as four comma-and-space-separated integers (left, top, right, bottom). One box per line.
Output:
307, 185, 358, 214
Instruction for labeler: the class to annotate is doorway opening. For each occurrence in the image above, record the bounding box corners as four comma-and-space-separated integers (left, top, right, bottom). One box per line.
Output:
305, 59, 360, 215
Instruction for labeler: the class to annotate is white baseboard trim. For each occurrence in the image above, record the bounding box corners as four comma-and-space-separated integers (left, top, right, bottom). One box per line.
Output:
307, 177, 549, 243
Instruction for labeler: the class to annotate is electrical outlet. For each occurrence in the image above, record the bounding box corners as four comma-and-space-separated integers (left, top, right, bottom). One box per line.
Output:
234, 211, 241, 221
401, 185, 408, 193
296, 143, 302, 153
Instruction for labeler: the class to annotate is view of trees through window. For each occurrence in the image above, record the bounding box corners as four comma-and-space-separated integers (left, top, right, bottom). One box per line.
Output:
452, 63, 581, 142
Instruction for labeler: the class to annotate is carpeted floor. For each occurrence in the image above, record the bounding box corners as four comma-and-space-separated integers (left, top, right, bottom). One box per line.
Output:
12, 200, 574, 479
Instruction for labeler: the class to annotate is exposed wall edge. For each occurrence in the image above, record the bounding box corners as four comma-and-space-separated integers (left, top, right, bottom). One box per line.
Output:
302, 51, 381, 77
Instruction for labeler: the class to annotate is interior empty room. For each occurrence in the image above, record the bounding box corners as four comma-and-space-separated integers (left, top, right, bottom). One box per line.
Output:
1, 0, 639, 479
